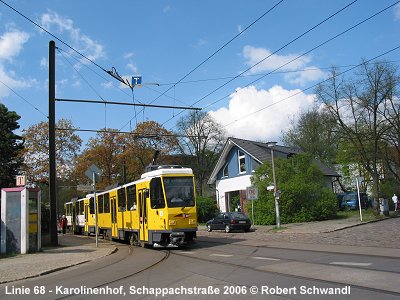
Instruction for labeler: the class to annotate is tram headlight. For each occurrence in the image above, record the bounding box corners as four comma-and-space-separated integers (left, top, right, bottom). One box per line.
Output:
189, 219, 196, 225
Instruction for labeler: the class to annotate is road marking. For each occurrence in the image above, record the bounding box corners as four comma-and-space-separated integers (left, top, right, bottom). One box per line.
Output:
179, 251, 197, 254
210, 254, 233, 257
252, 256, 280, 261
329, 262, 372, 267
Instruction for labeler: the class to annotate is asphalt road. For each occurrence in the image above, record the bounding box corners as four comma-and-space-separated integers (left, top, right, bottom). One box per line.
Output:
0, 218, 399, 300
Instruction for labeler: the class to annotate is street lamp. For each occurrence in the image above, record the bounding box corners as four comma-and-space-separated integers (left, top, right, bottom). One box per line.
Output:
267, 142, 280, 228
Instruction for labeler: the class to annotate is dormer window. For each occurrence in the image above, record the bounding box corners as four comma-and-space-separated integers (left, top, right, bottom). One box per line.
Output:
238, 150, 246, 174
222, 163, 229, 177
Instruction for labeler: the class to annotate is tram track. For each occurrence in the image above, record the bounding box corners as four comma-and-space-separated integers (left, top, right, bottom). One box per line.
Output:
169, 241, 400, 297
54, 246, 171, 299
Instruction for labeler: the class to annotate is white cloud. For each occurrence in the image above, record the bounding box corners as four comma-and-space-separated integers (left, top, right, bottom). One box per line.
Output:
242, 45, 325, 86
284, 66, 326, 87
395, 3, 400, 20
0, 30, 29, 62
209, 85, 315, 141
39, 11, 105, 63
0, 29, 33, 97
126, 63, 138, 73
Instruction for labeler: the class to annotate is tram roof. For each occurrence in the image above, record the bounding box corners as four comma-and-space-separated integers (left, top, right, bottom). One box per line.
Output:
140, 166, 193, 179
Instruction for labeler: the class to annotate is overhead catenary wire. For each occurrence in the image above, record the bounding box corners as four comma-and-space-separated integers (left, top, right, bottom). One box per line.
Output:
119, 0, 285, 131
221, 45, 400, 129
161, 0, 360, 127
0, 79, 48, 118
0, 0, 125, 85
202, 0, 400, 113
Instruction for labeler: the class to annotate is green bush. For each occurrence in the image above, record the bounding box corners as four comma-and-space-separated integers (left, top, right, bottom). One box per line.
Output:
196, 196, 219, 223
249, 153, 337, 225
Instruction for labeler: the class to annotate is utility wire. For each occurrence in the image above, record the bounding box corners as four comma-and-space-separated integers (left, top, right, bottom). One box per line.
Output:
0, 79, 48, 118
222, 45, 400, 129
202, 0, 400, 113
0, 0, 112, 77
156, 59, 400, 86
120, 0, 285, 130
161, 0, 360, 127
150, 0, 285, 104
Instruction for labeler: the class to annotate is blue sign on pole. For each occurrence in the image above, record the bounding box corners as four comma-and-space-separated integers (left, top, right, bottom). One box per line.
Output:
132, 76, 142, 86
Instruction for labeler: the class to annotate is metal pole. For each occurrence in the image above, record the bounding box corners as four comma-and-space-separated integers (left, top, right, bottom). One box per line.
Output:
356, 177, 363, 222
92, 172, 98, 247
49, 40, 58, 246
270, 147, 280, 228
251, 199, 255, 228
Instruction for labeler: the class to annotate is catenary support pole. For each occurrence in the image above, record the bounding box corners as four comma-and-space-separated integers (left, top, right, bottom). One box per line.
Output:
49, 40, 58, 246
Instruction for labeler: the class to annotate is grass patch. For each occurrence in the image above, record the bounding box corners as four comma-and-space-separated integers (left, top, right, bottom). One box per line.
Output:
271, 226, 288, 231
335, 208, 392, 222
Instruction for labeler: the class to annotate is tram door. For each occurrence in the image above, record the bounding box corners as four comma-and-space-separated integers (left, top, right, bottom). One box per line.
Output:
111, 195, 118, 237
84, 203, 89, 233
139, 190, 148, 242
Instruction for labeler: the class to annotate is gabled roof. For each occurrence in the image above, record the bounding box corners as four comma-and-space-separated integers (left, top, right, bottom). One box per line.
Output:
207, 137, 339, 184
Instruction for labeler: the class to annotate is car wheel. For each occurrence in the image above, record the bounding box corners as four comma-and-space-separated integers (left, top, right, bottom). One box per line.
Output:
207, 224, 212, 232
244, 226, 250, 232
225, 225, 230, 233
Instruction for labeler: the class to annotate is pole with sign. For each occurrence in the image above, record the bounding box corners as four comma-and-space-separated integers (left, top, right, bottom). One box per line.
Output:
85, 164, 102, 247
246, 186, 258, 228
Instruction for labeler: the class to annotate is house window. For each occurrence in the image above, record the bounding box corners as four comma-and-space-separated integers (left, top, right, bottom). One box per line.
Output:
238, 150, 246, 174
223, 163, 229, 177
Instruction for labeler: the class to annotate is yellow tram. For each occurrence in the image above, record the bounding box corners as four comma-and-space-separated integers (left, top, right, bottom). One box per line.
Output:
65, 165, 197, 247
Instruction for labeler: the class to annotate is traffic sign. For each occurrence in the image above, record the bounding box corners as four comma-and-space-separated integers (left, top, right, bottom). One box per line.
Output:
246, 186, 258, 200
132, 76, 142, 87
85, 164, 102, 181
16, 175, 26, 186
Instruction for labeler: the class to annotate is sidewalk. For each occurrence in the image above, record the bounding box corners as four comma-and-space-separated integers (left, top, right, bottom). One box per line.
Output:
0, 215, 398, 284
0, 235, 116, 284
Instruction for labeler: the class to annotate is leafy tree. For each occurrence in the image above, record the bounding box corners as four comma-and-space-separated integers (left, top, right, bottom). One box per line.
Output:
22, 119, 82, 184
176, 111, 227, 196
72, 121, 179, 189
0, 104, 24, 187
282, 107, 337, 164
250, 153, 337, 225
124, 121, 180, 181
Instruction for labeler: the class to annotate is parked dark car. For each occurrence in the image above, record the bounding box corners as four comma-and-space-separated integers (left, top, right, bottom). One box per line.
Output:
206, 212, 251, 233
340, 192, 370, 210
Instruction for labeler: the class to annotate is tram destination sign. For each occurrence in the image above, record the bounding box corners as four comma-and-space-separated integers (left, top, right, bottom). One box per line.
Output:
77, 185, 93, 192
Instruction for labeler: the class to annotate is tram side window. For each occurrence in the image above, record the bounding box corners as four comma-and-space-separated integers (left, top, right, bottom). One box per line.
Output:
117, 188, 126, 212
66, 203, 71, 216
150, 177, 165, 209
127, 185, 136, 210
89, 197, 94, 214
104, 193, 110, 213
79, 200, 84, 215
98, 194, 104, 214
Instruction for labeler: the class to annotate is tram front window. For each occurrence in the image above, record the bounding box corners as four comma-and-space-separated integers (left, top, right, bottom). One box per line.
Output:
163, 177, 195, 208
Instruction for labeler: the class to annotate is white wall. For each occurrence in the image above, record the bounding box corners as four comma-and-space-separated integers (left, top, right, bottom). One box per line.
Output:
216, 175, 252, 212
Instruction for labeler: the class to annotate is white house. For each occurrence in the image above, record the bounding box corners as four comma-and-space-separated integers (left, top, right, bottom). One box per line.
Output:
207, 137, 340, 212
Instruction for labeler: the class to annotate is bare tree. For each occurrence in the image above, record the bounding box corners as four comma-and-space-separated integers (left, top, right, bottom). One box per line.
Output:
316, 61, 399, 213
176, 111, 227, 196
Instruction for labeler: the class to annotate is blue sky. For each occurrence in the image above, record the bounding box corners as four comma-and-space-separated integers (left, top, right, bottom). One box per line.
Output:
1, 0, 400, 145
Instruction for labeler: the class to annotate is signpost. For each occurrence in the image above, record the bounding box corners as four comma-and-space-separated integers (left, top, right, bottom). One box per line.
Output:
246, 186, 258, 228
85, 164, 102, 247
355, 176, 364, 222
